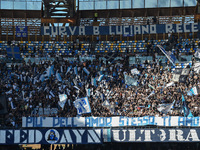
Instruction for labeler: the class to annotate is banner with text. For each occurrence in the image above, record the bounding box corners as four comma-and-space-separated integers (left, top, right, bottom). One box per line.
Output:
41, 23, 199, 36
22, 116, 200, 128
0, 129, 102, 145
104, 128, 200, 142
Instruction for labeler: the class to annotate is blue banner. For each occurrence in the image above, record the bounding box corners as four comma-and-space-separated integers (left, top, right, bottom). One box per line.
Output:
106, 128, 200, 142
16, 26, 28, 37
22, 116, 200, 128
41, 23, 199, 35
6, 47, 21, 59
0, 129, 102, 145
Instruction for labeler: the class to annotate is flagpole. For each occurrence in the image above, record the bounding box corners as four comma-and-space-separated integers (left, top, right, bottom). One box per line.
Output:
157, 45, 176, 66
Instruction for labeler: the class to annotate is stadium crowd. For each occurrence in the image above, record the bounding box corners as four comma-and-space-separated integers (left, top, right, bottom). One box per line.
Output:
0, 43, 199, 128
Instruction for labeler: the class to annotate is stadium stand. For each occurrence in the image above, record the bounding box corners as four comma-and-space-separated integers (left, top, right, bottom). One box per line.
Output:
1, 0, 200, 149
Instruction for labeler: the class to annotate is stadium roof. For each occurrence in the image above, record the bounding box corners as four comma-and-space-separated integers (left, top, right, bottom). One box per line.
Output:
0, 0, 196, 11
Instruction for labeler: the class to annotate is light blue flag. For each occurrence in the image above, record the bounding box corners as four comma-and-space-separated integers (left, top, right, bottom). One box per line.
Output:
58, 94, 67, 109
74, 66, 78, 75
39, 74, 44, 82
124, 74, 138, 86
98, 74, 104, 82
51, 65, 54, 75
93, 78, 97, 87
157, 100, 175, 114
47, 66, 51, 77
86, 88, 91, 97
102, 100, 111, 108
182, 95, 193, 117
56, 71, 62, 82
66, 66, 71, 75
73, 97, 91, 115
187, 86, 199, 96
187, 90, 193, 96
83, 67, 90, 75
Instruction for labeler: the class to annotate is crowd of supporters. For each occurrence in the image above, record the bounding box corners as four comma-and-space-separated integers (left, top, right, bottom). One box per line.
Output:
0, 40, 199, 128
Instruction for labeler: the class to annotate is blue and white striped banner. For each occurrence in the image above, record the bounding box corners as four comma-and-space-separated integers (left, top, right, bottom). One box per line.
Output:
22, 116, 200, 127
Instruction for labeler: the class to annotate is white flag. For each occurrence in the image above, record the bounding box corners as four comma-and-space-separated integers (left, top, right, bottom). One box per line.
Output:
131, 68, 140, 75
193, 62, 200, 74
73, 97, 91, 115
165, 82, 175, 89
58, 94, 67, 109
157, 100, 175, 114
194, 49, 200, 59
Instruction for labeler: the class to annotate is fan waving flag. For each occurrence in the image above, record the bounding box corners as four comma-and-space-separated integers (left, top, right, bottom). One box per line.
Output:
124, 73, 138, 86
172, 68, 190, 83
187, 86, 200, 96
83, 67, 90, 75
58, 94, 67, 109
56, 71, 62, 82
66, 66, 72, 75
74, 66, 78, 75
157, 45, 176, 66
74, 97, 91, 115
98, 74, 104, 82
182, 95, 193, 117
193, 62, 200, 74
157, 100, 175, 114
194, 49, 200, 59
131, 68, 140, 75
